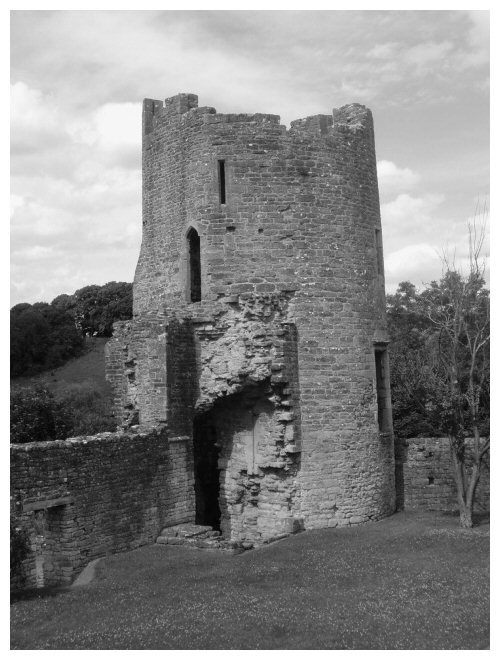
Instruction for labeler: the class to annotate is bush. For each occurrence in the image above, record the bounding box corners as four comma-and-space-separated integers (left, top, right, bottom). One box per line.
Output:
11, 518, 30, 579
10, 386, 72, 444
10, 383, 116, 444
56, 382, 116, 436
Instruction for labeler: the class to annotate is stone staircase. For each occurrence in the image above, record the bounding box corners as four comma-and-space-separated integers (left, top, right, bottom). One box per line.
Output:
156, 523, 254, 553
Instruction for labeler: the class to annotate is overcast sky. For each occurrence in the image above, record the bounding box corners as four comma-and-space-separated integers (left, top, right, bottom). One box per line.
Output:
10, 9, 490, 306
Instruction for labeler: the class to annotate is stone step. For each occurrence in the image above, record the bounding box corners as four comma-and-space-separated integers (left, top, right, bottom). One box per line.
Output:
158, 523, 216, 539
156, 523, 254, 553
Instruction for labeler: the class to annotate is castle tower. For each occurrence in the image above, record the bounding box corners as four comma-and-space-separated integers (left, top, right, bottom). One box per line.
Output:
106, 93, 395, 541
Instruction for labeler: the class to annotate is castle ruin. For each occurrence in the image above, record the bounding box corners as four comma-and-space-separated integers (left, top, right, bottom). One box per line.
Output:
105, 92, 396, 543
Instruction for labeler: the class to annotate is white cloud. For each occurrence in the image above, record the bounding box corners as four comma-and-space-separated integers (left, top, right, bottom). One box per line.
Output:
366, 43, 399, 59
381, 193, 447, 290
9, 11, 489, 305
463, 10, 489, 67
404, 41, 455, 74
10, 82, 67, 154
377, 161, 421, 201
385, 243, 440, 289
71, 102, 142, 168
381, 193, 445, 240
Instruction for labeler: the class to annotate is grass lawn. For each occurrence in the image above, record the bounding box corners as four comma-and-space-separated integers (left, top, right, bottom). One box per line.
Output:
10, 511, 489, 650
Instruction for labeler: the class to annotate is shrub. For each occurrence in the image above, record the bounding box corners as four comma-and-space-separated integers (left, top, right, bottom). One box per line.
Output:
10, 383, 116, 444
10, 386, 72, 444
56, 382, 116, 436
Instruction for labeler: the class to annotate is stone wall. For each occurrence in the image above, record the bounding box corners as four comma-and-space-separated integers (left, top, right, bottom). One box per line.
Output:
396, 437, 490, 512
10, 427, 194, 590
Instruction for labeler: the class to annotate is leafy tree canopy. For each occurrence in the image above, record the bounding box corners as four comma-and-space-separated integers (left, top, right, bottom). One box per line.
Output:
11, 281, 132, 378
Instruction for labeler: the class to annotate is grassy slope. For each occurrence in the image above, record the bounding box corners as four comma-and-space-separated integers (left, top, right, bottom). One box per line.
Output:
11, 337, 112, 398
10, 511, 489, 650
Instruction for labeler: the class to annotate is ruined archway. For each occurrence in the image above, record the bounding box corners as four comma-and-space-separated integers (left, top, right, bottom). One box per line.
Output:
193, 381, 300, 544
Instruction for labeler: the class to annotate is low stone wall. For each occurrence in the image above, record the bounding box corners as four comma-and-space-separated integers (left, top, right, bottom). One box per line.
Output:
396, 437, 490, 513
10, 427, 195, 590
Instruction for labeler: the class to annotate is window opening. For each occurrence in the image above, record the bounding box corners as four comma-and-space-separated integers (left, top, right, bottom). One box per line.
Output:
218, 160, 226, 204
375, 228, 384, 275
374, 346, 391, 433
187, 228, 201, 302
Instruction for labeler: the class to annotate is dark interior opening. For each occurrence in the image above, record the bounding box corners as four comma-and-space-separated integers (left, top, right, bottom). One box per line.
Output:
193, 414, 221, 529
218, 160, 226, 204
187, 228, 201, 302
375, 347, 389, 433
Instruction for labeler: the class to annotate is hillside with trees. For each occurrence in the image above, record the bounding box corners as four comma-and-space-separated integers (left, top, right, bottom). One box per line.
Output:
10, 281, 132, 378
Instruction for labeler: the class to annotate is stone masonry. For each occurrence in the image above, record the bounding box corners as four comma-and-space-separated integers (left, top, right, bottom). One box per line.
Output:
11, 427, 192, 589
105, 93, 396, 544
396, 437, 490, 513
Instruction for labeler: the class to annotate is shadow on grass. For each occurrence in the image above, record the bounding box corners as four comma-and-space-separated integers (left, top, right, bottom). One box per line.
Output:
438, 510, 490, 525
10, 584, 72, 604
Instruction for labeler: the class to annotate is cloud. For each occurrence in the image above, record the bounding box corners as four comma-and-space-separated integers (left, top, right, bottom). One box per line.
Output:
381, 192, 489, 292
404, 41, 454, 74
71, 102, 142, 168
385, 243, 440, 288
463, 10, 489, 67
10, 82, 68, 155
10, 84, 142, 304
377, 161, 421, 200
366, 43, 400, 59
9, 11, 489, 305
381, 193, 446, 290
382, 193, 445, 236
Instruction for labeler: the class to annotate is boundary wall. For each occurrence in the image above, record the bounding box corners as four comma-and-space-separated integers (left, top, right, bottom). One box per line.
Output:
396, 437, 490, 512
10, 427, 193, 590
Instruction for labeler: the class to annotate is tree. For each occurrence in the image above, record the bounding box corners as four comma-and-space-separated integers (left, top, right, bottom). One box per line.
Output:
72, 282, 132, 336
420, 226, 489, 528
387, 221, 490, 528
387, 282, 436, 438
10, 302, 84, 377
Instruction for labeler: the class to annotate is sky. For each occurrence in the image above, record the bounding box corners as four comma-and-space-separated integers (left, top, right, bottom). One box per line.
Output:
10, 8, 490, 306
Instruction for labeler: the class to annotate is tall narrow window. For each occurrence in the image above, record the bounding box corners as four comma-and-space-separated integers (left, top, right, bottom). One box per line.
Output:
218, 160, 226, 204
374, 345, 391, 433
375, 228, 383, 275
187, 228, 201, 302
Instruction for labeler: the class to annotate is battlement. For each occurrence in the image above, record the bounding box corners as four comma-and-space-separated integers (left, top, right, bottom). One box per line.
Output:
143, 94, 373, 139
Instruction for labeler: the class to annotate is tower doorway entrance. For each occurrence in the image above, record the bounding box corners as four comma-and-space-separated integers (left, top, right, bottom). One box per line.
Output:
193, 413, 221, 529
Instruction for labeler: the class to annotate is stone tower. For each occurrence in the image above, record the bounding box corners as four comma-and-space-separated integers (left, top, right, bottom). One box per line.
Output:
106, 93, 395, 543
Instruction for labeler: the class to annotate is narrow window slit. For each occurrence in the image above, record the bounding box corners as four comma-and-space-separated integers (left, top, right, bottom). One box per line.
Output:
187, 228, 201, 303
218, 160, 226, 204
374, 345, 391, 433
